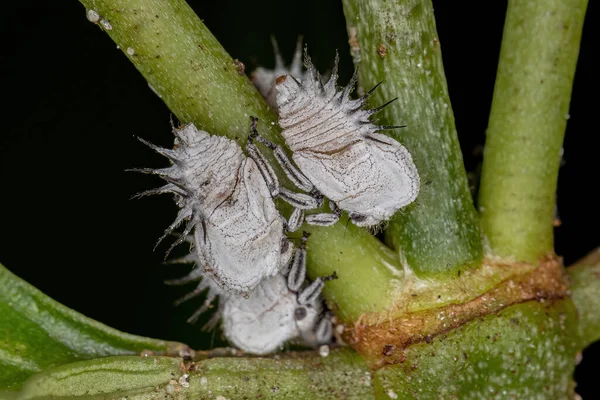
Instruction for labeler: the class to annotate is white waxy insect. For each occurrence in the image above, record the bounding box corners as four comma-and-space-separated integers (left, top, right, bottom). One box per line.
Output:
222, 273, 321, 355
258, 50, 421, 227
251, 37, 306, 109
167, 234, 334, 355
132, 123, 306, 296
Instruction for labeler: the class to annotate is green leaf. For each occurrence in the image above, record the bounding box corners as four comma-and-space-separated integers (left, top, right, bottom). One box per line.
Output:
0, 263, 191, 390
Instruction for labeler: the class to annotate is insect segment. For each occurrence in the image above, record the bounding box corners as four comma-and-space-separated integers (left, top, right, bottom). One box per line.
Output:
222, 232, 335, 355
167, 233, 335, 355
247, 117, 340, 227
270, 50, 421, 227
251, 36, 306, 109
131, 123, 306, 296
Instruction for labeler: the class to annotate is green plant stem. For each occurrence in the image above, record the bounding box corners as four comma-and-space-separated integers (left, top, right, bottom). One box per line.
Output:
478, 0, 588, 262
373, 300, 579, 398
567, 248, 600, 350
76, 0, 397, 320
17, 351, 373, 400
341, 0, 483, 276
80, 0, 278, 142
301, 217, 400, 322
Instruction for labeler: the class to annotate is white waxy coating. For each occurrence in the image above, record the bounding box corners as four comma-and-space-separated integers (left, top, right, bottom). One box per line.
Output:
275, 54, 420, 227
167, 242, 328, 355
251, 37, 305, 108
86, 10, 100, 23
222, 274, 320, 355
141, 124, 286, 296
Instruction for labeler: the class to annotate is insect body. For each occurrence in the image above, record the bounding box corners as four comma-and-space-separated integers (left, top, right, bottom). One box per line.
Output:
271, 52, 421, 227
133, 124, 294, 296
167, 233, 334, 355
251, 37, 305, 109
222, 273, 327, 355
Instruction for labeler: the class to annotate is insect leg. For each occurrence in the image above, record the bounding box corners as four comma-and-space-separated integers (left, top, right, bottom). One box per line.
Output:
246, 131, 280, 197
305, 200, 341, 226
278, 187, 321, 210
298, 271, 337, 305
286, 208, 305, 233
249, 116, 314, 192
287, 231, 310, 292
315, 315, 334, 344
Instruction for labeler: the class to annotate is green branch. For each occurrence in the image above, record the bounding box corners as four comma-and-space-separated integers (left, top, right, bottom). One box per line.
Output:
567, 248, 600, 350
77, 0, 399, 320
341, 0, 483, 276
478, 0, 588, 262
16, 351, 373, 400
81, 0, 278, 142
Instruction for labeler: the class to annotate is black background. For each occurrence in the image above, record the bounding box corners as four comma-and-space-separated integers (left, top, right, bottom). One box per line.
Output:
0, 0, 597, 396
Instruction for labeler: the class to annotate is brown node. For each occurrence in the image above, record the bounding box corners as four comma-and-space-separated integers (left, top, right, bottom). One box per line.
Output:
343, 255, 569, 369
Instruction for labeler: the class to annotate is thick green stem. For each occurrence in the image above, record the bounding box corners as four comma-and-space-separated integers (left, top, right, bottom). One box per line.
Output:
341, 0, 483, 276
76, 0, 397, 319
301, 217, 400, 322
567, 248, 600, 350
478, 0, 588, 262
17, 351, 373, 400
80, 0, 278, 142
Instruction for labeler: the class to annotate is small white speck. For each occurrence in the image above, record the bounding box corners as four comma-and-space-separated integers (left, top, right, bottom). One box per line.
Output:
417, 63, 422, 68
319, 345, 330, 357
200, 376, 208, 387
387, 389, 398, 399
216, 396, 229, 400
87, 10, 100, 23
271, 121, 275, 125
165, 384, 175, 394
148, 83, 162, 98
127, 47, 135, 56
100, 19, 112, 30
564, 113, 571, 120
179, 374, 190, 388
116, 45, 120, 49
335, 324, 345, 335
